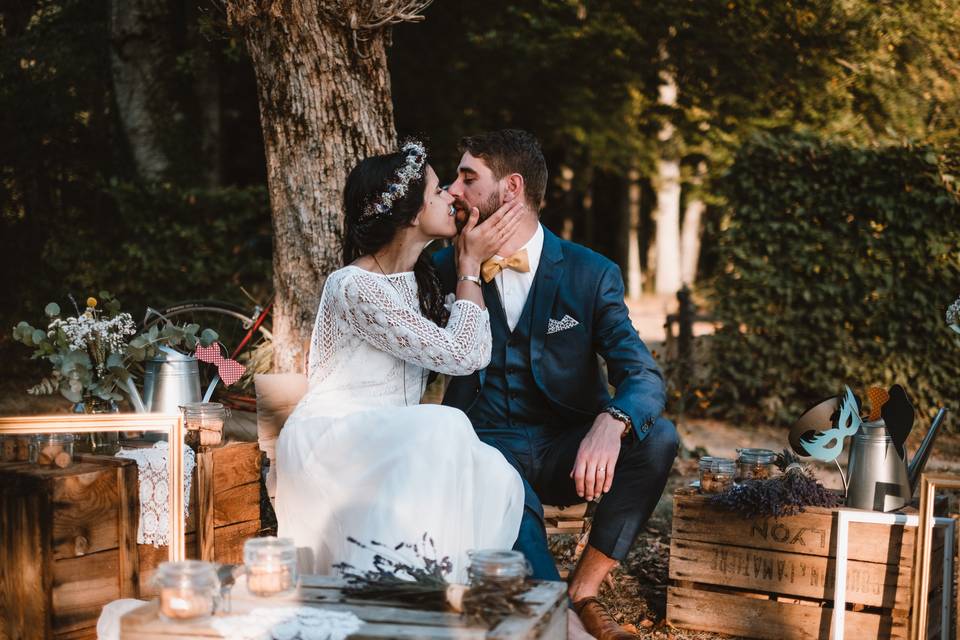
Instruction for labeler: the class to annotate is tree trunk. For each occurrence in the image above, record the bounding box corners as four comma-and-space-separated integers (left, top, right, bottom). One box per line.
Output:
625, 168, 643, 299
110, 0, 177, 181
680, 161, 707, 285
652, 47, 682, 295
681, 204, 704, 287
227, 2, 397, 372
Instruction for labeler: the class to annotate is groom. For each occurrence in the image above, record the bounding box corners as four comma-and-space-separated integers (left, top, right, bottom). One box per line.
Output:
434, 129, 678, 640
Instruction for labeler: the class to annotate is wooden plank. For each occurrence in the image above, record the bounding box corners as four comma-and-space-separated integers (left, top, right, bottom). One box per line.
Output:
543, 503, 587, 520
210, 441, 260, 490
212, 481, 259, 527
51, 549, 121, 634
213, 519, 260, 565
667, 586, 909, 640
53, 626, 96, 640
668, 538, 911, 609
673, 493, 918, 565
489, 581, 567, 639
196, 449, 216, 562
138, 533, 199, 599
121, 580, 563, 639
117, 463, 139, 599
50, 461, 129, 559
0, 477, 52, 640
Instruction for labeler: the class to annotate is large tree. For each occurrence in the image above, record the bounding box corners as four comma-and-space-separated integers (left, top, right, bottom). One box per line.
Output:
223, 1, 431, 371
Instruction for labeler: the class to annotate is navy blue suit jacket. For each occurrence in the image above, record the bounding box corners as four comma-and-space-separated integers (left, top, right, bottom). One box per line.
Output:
433, 226, 666, 441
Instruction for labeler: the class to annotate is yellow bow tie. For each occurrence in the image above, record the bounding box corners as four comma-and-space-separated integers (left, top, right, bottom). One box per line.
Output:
481, 249, 530, 283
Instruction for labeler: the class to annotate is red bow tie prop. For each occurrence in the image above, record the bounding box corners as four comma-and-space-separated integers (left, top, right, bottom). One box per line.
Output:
195, 343, 246, 386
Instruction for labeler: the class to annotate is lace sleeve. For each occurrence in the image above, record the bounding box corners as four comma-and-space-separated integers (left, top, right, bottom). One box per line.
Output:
340, 270, 491, 376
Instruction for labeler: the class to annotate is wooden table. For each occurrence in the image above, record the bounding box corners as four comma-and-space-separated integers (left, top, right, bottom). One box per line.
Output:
121, 575, 568, 639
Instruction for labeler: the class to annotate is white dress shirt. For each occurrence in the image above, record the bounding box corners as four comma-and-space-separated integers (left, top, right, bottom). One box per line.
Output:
493, 224, 544, 332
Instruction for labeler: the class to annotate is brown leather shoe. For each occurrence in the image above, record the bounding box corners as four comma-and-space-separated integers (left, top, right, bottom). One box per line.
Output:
572, 597, 636, 639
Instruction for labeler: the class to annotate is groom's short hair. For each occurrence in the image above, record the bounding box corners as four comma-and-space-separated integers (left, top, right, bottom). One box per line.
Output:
460, 129, 547, 210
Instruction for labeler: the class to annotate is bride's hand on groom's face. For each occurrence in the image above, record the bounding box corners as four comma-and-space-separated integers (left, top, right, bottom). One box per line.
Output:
455, 199, 525, 272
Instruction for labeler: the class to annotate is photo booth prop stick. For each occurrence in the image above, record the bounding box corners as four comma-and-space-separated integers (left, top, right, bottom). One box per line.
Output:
0, 413, 187, 561
789, 385, 862, 463
195, 342, 246, 403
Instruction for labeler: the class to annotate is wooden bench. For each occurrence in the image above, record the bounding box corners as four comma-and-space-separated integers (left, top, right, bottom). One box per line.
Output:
120, 574, 568, 639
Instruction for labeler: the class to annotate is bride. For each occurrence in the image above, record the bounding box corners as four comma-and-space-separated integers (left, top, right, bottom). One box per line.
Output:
275, 140, 526, 582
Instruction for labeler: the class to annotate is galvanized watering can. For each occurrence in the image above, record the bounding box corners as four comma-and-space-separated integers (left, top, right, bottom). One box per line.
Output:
126, 348, 201, 413
845, 410, 948, 512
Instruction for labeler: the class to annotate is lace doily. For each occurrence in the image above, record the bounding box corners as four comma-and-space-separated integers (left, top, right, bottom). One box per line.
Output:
210, 607, 362, 640
115, 441, 195, 546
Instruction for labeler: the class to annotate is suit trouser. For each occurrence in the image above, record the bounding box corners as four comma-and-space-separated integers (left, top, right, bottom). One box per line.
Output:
476, 417, 679, 581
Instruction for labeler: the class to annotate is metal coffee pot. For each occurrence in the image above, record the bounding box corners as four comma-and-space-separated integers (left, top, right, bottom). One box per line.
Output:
126, 348, 201, 414
845, 410, 948, 512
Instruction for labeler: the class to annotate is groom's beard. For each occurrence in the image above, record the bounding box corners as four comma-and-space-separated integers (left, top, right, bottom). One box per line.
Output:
453, 192, 500, 233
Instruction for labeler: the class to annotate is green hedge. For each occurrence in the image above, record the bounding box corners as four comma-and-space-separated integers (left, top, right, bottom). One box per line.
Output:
702, 133, 960, 425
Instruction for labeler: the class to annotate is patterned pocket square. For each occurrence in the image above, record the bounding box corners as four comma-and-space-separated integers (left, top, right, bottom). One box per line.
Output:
547, 314, 580, 334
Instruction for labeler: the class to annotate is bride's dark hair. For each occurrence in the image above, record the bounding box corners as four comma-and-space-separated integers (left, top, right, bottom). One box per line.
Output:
342, 146, 449, 326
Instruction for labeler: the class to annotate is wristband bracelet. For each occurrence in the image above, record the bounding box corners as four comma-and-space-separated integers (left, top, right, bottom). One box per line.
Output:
458, 275, 482, 287
604, 406, 633, 438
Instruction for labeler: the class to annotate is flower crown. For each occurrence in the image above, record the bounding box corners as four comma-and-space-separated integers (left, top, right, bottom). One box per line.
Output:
362, 140, 427, 220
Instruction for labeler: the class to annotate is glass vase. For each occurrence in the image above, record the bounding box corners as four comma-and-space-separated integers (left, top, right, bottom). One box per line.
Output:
73, 395, 120, 455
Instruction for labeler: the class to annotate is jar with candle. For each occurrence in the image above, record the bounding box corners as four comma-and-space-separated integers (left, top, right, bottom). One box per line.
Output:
31, 434, 75, 468
698, 456, 735, 494
467, 549, 530, 592
736, 448, 778, 482
155, 560, 219, 622
182, 402, 228, 448
243, 536, 298, 597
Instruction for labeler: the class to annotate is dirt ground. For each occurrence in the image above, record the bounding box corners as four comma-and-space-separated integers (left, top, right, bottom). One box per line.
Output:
3, 295, 959, 639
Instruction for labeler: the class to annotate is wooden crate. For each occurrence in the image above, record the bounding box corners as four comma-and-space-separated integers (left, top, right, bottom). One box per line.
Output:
120, 575, 568, 639
0, 441, 261, 640
666, 489, 946, 639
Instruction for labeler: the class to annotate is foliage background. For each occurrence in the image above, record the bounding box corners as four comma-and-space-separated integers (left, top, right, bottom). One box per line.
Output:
700, 133, 959, 423
2, 0, 958, 419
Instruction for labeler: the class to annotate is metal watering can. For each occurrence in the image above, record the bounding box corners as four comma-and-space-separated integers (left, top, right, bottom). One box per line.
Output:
125, 347, 201, 414
845, 409, 948, 512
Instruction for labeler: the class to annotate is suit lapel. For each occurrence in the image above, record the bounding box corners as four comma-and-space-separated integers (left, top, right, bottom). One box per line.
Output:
530, 228, 565, 365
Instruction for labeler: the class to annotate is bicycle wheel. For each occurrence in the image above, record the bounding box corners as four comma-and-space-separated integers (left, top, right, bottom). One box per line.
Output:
141, 300, 273, 411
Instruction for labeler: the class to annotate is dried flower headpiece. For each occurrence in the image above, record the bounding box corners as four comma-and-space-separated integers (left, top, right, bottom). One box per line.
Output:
362, 140, 427, 220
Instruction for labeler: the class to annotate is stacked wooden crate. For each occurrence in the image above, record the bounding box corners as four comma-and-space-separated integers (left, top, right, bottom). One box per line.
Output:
0, 440, 261, 640
667, 488, 945, 639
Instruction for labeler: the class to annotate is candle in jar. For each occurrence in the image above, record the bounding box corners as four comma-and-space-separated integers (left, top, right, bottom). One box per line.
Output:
246, 564, 294, 596
160, 587, 215, 620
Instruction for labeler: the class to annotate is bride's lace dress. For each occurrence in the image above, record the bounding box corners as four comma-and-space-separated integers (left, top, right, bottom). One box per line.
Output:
276, 266, 524, 582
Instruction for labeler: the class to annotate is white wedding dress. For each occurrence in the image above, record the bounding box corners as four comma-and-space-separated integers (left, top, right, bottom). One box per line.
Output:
276, 265, 524, 583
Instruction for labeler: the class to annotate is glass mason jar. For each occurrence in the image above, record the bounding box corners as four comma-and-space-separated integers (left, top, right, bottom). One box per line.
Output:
1, 435, 33, 463
243, 537, 298, 597
736, 448, 778, 482
31, 434, 75, 468
467, 549, 530, 592
155, 560, 220, 622
182, 402, 228, 449
698, 456, 735, 494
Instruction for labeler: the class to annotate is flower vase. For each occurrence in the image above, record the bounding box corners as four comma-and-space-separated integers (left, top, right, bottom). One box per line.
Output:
73, 396, 120, 455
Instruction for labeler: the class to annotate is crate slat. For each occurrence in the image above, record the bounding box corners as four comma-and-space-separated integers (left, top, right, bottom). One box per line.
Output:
669, 538, 911, 609
667, 586, 909, 640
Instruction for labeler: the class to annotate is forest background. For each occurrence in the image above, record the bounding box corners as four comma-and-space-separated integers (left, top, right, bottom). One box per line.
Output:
2, 0, 959, 423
